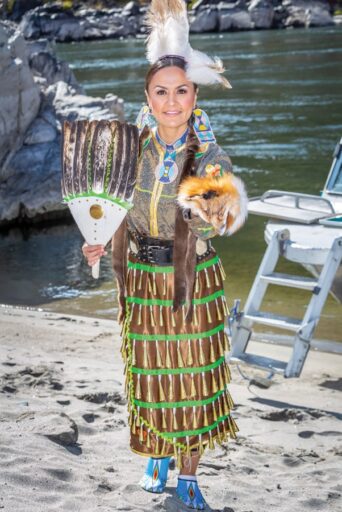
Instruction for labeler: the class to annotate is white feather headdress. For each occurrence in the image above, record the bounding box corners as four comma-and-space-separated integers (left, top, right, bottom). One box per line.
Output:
145, 0, 232, 88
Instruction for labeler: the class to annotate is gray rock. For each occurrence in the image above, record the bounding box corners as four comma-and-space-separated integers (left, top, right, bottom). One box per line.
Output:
305, 6, 334, 26
122, 1, 140, 16
29, 50, 83, 92
24, 117, 57, 145
189, 7, 219, 32
283, 0, 333, 28
218, 6, 253, 30
0, 21, 125, 227
249, 0, 275, 29
0, 22, 40, 174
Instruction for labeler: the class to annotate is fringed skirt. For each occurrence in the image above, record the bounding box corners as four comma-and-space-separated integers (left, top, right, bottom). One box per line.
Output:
121, 248, 239, 467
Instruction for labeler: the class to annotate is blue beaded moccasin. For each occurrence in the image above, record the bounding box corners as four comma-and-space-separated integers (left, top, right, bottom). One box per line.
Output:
139, 456, 171, 493
176, 475, 207, 510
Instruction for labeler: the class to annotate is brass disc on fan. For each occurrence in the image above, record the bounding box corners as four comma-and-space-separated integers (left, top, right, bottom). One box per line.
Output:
89, 204, 104, 219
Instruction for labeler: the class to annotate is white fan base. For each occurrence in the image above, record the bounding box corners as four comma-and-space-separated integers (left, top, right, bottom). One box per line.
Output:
68, 197, 128, 279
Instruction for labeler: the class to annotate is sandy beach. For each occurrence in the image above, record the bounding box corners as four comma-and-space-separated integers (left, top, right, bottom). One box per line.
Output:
0, 305, 341, 512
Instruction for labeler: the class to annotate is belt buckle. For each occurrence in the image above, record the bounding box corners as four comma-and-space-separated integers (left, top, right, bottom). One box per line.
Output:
147, 245, 159, 264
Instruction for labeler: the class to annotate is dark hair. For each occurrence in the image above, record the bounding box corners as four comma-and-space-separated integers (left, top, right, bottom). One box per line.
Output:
145, 55, 198, 93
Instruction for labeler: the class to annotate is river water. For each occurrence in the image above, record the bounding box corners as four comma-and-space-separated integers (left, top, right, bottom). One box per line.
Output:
1, 27, 341, 341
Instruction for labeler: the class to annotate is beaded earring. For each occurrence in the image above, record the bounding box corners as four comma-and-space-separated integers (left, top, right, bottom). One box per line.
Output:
135, 104, 156, 134
191, 107, 216, 145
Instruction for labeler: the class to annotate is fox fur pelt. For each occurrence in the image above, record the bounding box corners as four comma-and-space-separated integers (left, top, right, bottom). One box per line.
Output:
177, 172, 248, 236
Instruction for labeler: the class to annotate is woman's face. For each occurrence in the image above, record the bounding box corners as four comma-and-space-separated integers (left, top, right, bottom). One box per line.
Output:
146, 66, 197, 133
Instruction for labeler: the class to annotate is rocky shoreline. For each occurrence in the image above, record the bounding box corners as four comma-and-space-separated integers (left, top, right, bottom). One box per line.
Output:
0, 20, 124, 227
1, 1, 339, 43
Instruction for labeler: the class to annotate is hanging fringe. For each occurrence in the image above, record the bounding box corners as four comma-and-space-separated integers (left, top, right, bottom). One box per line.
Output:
138, 304, 142, 325
138, 269, 143, 290
206, 302, 212, 323
163, 273, 167, 296
169, 374, 174, 400
215, 298, 222, 321
131, 413, 136, 434
203, 404, 208, 427
218, 259, 226, 280
171, 311, 176, 328
192, 406, 198, 429
195, 273, 200, 294
156, 340, 163, 367
204, 268, 211, 288
190, 373, 196, 397
139, 423, 144, 443
182, 406, 187, 429
150, 305, 156, 327
187, 339, 194, 365
199, 339, 205, 365
136, 407, 141, 427
173, 407, 178, 429
135, 374, 142, 399
147, 274, 153, 295
143, 340, 148, 368
213, 265, 220, 286
222, 295, 230, 317
158, 374, 166, 401
209, 429, 215, 450
162, 407, 167, 429
152, 273, 157, 295
224, 362, 231, 383
146, 428, 151, 449
132, 339, 136, 366
226, 389, 235, 409
177, 339, 184, 368
193, 305, 199, 327
132, 268, 136, 293
209, 335, 215, 363
149, 409, 155, 428
211, 368, 219, 393
180, 373, 187, 400
218, 364, 225, 390
166, 340, 172, 368
218, 395, 223, 418
217, 333, 224, 357
159, 305, 164, 327
155, 435, 160, 455
147, 375, 152, 402
202, 371, 209, 396
212, 399, 218, 422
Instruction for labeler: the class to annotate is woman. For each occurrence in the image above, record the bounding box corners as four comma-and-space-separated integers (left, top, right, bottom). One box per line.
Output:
83, 1, 247, 509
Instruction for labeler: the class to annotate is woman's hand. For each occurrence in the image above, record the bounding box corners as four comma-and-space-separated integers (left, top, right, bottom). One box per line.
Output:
82, 243, 107, 267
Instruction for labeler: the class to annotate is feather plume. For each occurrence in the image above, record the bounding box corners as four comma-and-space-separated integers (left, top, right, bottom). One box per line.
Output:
145, 0, 231, 88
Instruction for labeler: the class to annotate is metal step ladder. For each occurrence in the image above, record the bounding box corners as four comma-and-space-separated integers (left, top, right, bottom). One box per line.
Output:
228, 229, 342, 378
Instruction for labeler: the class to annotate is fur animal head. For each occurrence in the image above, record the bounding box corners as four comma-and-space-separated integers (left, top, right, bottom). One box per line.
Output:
177, 173, 248, 236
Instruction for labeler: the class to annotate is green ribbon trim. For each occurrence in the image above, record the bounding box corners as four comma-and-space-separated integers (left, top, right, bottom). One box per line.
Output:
126, 289, 224, 308
163, 413, 230, 438
132, 356, 224, 376
129, 323, 224, 341
63, 192, 133, 210
134, 389, 225, 410
127, 255, 219, 274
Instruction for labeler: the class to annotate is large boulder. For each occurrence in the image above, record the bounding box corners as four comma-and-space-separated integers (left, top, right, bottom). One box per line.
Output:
283, 0, 334, 28
248, 0, 275, 29
19, 3, 142, 42
189, 7, 219, 33
0, 22, 41, 175
218, 2, 253, 31
0, 21, 125, 227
